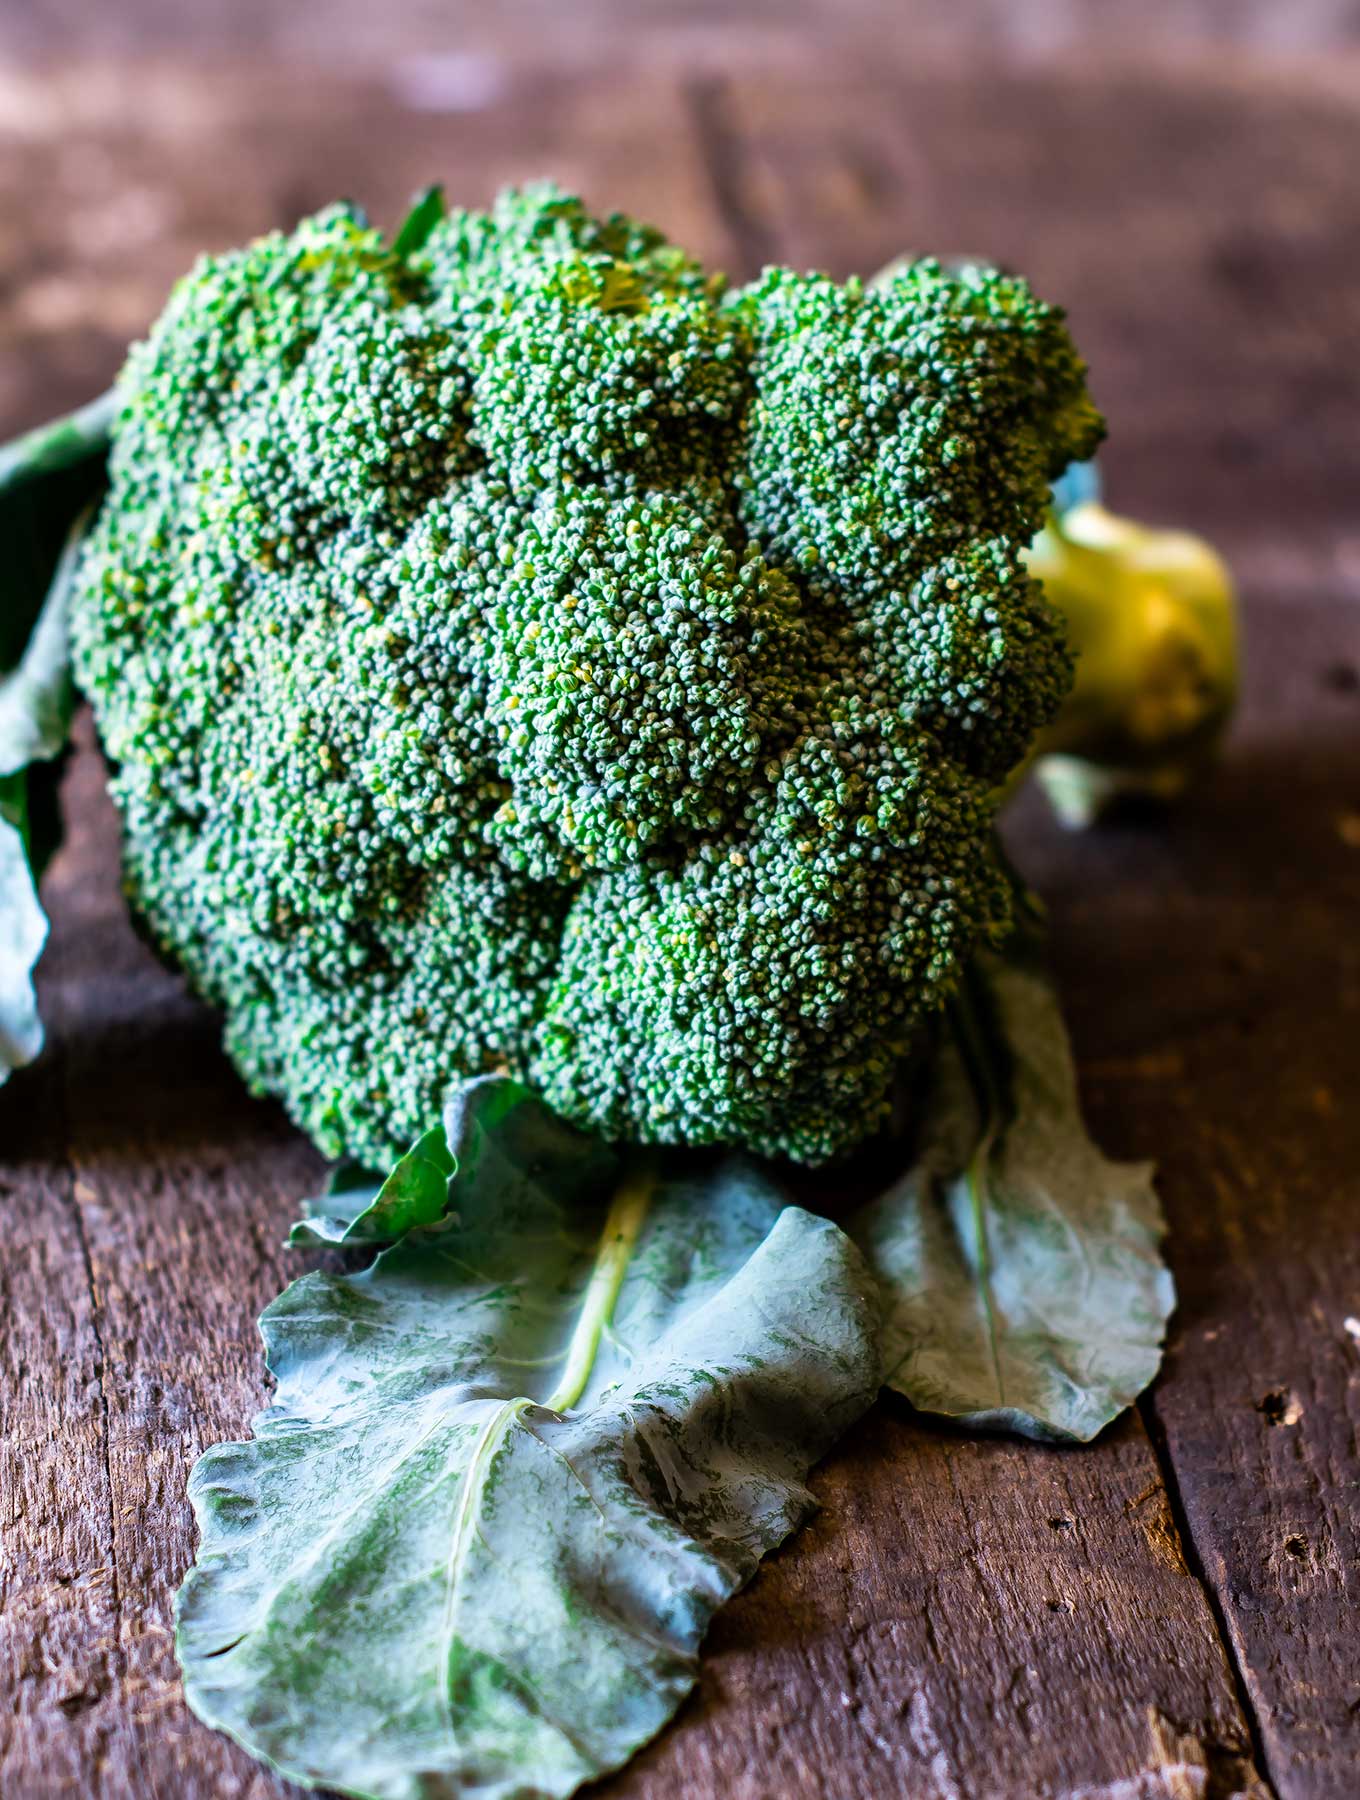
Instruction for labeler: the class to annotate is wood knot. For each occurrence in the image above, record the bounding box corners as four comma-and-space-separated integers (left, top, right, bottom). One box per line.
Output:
1255, 1388, 1303, 1426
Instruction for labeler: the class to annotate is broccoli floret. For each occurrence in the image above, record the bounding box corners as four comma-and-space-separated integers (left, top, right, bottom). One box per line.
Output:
73, 184, 1103, 1168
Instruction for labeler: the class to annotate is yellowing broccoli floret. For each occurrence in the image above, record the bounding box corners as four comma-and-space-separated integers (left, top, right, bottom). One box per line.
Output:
73, 184, 1103, 1168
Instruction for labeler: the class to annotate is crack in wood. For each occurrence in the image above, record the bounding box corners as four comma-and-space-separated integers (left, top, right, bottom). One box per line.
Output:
1140, 1396, 1278, 1799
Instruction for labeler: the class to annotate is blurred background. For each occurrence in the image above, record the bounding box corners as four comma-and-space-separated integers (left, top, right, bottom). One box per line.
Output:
1, 0, 1357, 580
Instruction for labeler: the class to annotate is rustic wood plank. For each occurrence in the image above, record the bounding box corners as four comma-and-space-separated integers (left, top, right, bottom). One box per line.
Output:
28, 717, 314, 1800
1038, 591, 1360, 1800
2, 38, 1356, 1800
608, 1408, 1266, 1800
0, 979, 120, 1793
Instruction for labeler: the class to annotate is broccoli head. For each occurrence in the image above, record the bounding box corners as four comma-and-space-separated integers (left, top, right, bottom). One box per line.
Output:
73, 185, 1103, 1168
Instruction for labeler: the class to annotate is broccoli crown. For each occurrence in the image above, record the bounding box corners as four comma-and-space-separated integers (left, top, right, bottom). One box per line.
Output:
73, 186, 1102, 1167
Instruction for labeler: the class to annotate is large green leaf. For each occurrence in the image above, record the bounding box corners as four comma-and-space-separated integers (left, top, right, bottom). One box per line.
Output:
850, 913, 1174, 1442
177, 1077, 879, 1800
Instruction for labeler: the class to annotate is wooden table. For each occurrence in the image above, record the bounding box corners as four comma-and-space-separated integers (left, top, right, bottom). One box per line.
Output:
2, 19, 1358, 1799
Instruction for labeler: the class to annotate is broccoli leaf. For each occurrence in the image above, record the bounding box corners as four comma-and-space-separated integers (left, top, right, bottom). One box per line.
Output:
287, 1082, 591, 1248
850, 912, 1174, 1442
288, 1127, 449, 1247
0, 391, 115, 669
0, 477, 101, 1086
177, 1076, 879, 1800
0, 781, 48, 1076
0, 503, 89, 772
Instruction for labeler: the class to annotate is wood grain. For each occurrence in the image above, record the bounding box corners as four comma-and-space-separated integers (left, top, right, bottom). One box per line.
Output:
1026, 590, 1360, 1800
0, 35, 1356, 1800
1070, 593, 1360, 1800
0, 979, 118, 1793
5, 713, 321, 1800
609, 1408, 1266, 1800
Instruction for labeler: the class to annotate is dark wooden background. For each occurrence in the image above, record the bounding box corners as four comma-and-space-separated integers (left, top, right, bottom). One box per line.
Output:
1, 4, 1358, 1797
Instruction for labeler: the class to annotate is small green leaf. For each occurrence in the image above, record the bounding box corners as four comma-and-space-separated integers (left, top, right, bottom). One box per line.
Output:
288, 1079, 567, 1247
391, 185, 447, 260
289, 1125, 453, 1246
851, 915, 1174, 1442
178, 1077, 878, 1800
289, 1159, 384, 1244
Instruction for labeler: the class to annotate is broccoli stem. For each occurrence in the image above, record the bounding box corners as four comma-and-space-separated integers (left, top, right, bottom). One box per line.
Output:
1022, 499, 1239, 827
544, 1156, 657, 1413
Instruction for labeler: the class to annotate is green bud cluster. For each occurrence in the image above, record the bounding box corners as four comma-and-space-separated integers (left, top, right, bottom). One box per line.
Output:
73, 185, 1102, 1167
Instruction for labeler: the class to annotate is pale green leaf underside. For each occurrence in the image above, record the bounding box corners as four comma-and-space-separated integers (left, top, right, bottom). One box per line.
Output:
178, 1077, 879, 1800
852, 926, 1174, 1443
